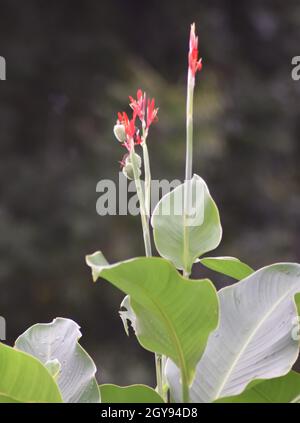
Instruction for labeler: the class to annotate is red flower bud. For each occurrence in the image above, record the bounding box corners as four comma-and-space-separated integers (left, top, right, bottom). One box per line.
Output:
188, 23, 203, 77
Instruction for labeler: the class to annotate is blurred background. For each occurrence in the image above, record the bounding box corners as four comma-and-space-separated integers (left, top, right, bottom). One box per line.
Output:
0, 0, 300, 386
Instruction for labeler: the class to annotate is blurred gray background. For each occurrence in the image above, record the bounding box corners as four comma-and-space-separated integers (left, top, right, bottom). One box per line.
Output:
0, 0, 300, 386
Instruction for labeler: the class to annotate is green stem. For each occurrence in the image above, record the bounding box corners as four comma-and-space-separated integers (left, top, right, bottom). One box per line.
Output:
142, 142, 151, 219
131, 149, 166, 399
142, 140, 165, 399
181, 370, 190, 403
185, 71, 195, 181
183, 71, 195, 276
155, 353, 163, 397
131, 150, 152, 257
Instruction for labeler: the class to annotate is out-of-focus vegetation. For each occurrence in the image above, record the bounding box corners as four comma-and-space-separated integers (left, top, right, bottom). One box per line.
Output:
0, 0, 299, 385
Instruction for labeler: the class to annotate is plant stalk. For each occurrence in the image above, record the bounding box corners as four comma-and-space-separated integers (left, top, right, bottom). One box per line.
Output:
181, 370, 190, 403
185, 71, 195, 182
141, 137, 167, 402
183, 71, 195, 276
131, 149, 152, 257
142, 141, 151, 219
131, 148, 165, 400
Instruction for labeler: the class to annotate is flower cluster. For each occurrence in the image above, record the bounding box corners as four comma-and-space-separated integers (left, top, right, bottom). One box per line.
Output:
188, 23, 202, 77
114, 89, 158, 170
129, 89, 158, 130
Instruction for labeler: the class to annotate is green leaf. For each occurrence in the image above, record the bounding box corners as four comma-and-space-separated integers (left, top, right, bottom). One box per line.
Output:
166, 263, 300, 402
100, 384, 164, 403
0, 342, 62, 403
86, 253, 219, 388
151, 174, 222, 274
200, 256, 254, 280
215, 371, 300, 403
15, 318, 100, 403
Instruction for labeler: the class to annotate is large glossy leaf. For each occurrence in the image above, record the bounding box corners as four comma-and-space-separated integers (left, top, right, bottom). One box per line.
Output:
200, 257, 254, 280
151, 174, 222, 274
215, 371, 300, 403
100, 384, 164, 403
15, 318, 100, 403
86, 253, 219, 389
167, 263, 300, 402
0, 342, 62, 403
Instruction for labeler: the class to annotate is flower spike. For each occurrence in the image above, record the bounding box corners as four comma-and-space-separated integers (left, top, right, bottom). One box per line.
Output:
114, 89, 158, 166
188, 23, 203, 77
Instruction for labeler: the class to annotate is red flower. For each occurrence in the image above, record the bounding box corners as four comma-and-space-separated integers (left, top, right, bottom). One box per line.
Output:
135, 133, 142, 145
129, 89, 158, 130
188, 23, 202, 77
115, 89, 158, 163
129, 89, 146, 122
146, 98, 158, 128
117, 112, 134, 137
117, 111, 140, 152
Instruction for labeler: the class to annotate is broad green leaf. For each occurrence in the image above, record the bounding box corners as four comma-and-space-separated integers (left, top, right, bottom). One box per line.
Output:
86, 253, 219, 387
215, 371, 300, 403
0, 342, 62, 403
100, 384, 164, 403
151, 174, 222, 274
15, 318, 100, 403
166, 263, 300, 402
200, 256, 254, 280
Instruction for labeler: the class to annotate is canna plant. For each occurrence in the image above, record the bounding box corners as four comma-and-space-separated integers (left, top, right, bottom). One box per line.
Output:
86, 23, 300, 403
0, 23, 299, 404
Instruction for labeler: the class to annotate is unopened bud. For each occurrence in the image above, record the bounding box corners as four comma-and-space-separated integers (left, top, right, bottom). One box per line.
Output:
113, 124, 126, 143
126, 152, 142, 168
122, 153, 142, 180
122, 162, 141, 180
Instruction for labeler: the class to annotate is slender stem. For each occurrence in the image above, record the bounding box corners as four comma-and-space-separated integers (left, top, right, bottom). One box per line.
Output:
185, 71, 195, 181
141, 139, 165, 399
155, 353, 163, 397
131, 150, 152, 257
183, 71, 195, 276
142, 141, 151, 219
161, 354, 169, 402
131, 148, 166, 399
183, 211, 191, 276
181, 370, 190, 403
